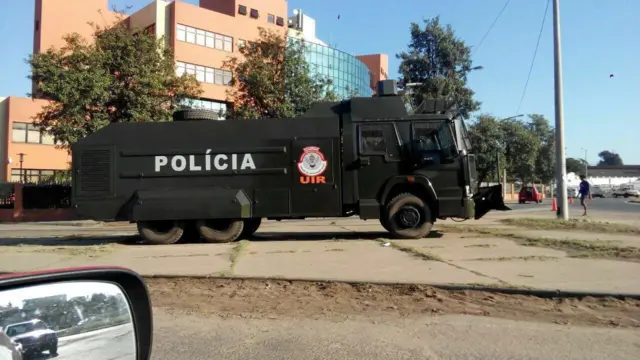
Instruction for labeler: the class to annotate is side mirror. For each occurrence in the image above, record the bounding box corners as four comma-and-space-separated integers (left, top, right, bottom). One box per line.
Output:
0, 267, 152, 360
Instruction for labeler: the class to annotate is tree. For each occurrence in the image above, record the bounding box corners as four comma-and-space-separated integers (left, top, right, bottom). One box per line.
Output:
223, 28, 336, 120
397, 17, 481, 118
597, 150, 623, 166
467, 114, 503, 187
501, 118, 540, 184
28, 13, 202, 147
565, 157, 586, 175
527, 114, 555, 183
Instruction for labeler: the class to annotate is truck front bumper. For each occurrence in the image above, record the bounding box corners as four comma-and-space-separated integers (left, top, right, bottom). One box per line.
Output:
470, 184, 511, 219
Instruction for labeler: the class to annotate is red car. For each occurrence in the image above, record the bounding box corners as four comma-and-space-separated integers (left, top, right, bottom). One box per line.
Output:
518, 185, 543, 204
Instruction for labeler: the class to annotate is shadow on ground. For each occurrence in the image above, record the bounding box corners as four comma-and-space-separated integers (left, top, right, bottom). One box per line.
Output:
250, 231, 445, 242
0, 230, 445, 247
0, 235, 140, 247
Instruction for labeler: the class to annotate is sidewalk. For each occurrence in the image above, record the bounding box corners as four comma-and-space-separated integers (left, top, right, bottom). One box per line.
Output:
1, 213, 639, 294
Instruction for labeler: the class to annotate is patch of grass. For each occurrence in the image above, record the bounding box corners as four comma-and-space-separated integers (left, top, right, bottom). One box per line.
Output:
374, 239, 443, 261
500, 218, 640, 234
229, 240, 250, 273
464, 244, 496, 248
15, 244, 117, 258
470, 255, 559, 262
446, 225, 640, 261
266, 250, 297, 254
215, 270, 234, 277
460, 282, 534, 290
325, 248, 345, 252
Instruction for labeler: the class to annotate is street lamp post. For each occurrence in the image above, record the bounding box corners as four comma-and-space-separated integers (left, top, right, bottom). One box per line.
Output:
553, 0, 569, 220
17, 153, 26, 184
581, 148, 588, 177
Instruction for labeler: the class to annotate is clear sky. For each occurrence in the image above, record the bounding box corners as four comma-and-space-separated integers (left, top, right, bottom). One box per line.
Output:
0, 0, 637, 164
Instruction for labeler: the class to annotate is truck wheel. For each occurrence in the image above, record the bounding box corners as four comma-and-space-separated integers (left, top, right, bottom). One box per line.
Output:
385, 193, 433, 239
241, 218, 262, 238
379, 216, 392, 232
137, 220, 185, 245
196, 219, 244, 243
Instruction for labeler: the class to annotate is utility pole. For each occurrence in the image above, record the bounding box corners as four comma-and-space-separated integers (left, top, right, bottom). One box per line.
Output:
581, 148, 588, 177
553, 0, 568, 220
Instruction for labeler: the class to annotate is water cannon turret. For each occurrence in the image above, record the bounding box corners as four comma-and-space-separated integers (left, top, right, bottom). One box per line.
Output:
376, 80, 398, 97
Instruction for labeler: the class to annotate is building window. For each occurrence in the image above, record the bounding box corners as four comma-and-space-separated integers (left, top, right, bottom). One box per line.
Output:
176, 61, 232, 86
10, 169, 57, 183
238, 5, 247, 15
180, 98, 228, 120
11, 122, 56, 145
267, 14, 275, 24
238, 39, 246, 49
276, 17, 284, 26
250, 9, 259, 19
176, 24, 233, 53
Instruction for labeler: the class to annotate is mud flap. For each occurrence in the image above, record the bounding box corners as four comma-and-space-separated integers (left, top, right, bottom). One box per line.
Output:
473, 184, 511, 220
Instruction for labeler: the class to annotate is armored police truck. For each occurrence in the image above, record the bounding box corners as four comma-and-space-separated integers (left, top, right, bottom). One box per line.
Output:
71, 80, 509, 245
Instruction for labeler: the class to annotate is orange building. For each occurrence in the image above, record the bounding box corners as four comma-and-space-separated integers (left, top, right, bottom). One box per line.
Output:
0, 0, 388, 182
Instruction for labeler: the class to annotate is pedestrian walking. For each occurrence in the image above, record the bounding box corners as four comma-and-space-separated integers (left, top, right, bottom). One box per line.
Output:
578, 175, 590, 216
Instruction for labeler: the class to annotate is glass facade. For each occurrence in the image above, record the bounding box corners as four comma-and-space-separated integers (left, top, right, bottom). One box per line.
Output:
291, 39, 373, 99
181, 98, 228, 120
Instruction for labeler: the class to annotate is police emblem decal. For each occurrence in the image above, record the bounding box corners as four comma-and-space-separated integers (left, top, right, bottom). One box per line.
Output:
297, 146, 327, 177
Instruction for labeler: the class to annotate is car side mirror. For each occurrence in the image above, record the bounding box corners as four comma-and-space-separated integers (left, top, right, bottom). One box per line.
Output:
0, 267, 152, 360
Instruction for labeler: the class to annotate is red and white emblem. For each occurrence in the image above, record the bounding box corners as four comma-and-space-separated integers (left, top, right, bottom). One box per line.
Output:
297, 146, 327, 177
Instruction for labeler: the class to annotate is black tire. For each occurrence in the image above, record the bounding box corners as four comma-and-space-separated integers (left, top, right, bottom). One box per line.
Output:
49, 342, 58, 355
385, 193, 433, 239
379, 216, 392, 233
241, 218, 262, 238
137, 220, 185, 245
172, 109, 220, 121
196, 219, 244, 243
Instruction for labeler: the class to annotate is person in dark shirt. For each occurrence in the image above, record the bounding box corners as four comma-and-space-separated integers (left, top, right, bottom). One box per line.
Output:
578, 175, 590, 216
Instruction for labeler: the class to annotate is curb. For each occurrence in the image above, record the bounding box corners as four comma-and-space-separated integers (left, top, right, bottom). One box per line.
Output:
144, 274, 640, 300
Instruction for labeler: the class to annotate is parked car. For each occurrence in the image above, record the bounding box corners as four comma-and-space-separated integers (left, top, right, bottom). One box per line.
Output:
613, 185, 640, 198
518, 185, 543, 204
4, 319, 58, 357
591, 185, 612, 198
554, 186, 579, 198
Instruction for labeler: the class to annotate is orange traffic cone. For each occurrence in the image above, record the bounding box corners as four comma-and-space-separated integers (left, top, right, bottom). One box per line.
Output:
551, 198, 557, 212
569, 196, 573, 204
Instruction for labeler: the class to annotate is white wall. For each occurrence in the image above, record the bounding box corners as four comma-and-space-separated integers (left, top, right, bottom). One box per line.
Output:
567, 172, 639, 187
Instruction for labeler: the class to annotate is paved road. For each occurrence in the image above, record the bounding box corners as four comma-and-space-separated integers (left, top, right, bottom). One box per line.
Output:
151, 310, 640, 360
35, 324, 136, 360
508, 197, 640, 213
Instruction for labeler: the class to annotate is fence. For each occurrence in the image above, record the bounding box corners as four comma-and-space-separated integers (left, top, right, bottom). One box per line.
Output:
0, 183, 77, 222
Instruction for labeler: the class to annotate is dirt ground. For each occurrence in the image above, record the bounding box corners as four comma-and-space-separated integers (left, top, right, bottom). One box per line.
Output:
146, 277, 640, 328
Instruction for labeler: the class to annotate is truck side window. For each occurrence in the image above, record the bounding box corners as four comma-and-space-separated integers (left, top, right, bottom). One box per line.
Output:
436, 123, 455, 151
359, 123, 400, 158
413, 125, 440, 151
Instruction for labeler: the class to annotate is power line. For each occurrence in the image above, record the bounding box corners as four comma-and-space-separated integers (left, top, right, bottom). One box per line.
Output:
516, 0, 551, 114
472, 0, 511, 55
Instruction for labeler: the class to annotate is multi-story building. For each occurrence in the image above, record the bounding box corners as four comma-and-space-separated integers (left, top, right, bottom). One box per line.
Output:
0, 0, 388, 182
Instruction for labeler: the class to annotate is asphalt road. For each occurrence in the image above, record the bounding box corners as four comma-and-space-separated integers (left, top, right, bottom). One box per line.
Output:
35, 324, 136, 360
151, 310, 640, 360
509, 197, 640, 213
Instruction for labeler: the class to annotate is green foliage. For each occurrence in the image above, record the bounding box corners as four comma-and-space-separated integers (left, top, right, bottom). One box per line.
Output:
27, 13, 202, 147
223, 28, 336, 120
566, 157, 587, 174
467, 114, 503, 187
468, 114, 556, 185
397, 17, 481, 118
597, 150, 624, 166
527, 114, 555, 183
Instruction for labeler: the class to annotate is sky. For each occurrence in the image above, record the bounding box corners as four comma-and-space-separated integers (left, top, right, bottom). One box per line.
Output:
0, 281, 121, 308
0, 0, 637, 164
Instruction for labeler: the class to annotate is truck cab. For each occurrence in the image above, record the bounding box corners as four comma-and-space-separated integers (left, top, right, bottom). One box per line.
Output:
71, 80, 508, 244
